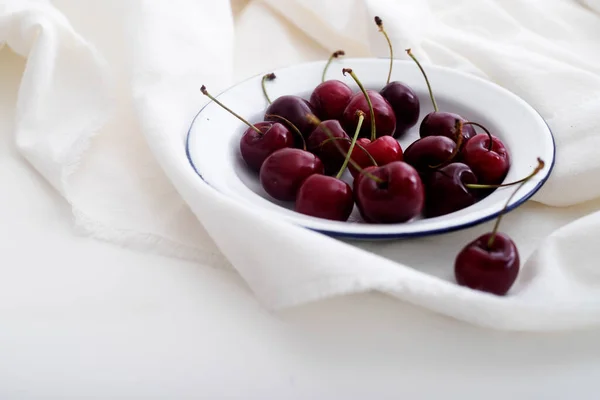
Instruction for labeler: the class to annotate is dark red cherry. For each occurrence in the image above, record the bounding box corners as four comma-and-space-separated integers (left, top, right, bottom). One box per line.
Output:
295, 174, 354, 221
349, 136, 403, 178
462, 134, 510, 185
201, 85, 296, 172
348, 138, 373, 176
453, 158, 544, 294
342, 90, 396, 138
404, 50, 475, 145
310, 80, 354, 121
403, 135, 457, 182
354, 161, 424, 223
419, 112, 475, 144
380, 82, 420, 137
373, 18, 419, 137
425, 162, 477, 218
264, 95, 318, 139
404, 136, 456, 168
455, 232, 519, 295
240, 122, 294, 172
307, 120, 350, 176
259, 148, 324, 201
352, 165, 374, 212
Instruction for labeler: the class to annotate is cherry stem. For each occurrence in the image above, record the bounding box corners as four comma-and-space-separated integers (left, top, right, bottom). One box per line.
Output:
406, 48, 438, 112
265, 114, 306, 151
336, 111, 365, 179
343, 68, 376, 141
487, 158, 545, 248
261, 73, 276, 104
375, 17, 393, 85
201, 85, 261, 134
322, 50, 345, 83
306, 114, 384, 184
463, 121, 493, 151
319, 137, 378, 167
466, 159, 544, 189
429, 119, 464, 168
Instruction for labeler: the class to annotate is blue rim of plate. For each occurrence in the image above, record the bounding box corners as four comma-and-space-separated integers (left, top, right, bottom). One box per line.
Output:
185, 63, 556, 240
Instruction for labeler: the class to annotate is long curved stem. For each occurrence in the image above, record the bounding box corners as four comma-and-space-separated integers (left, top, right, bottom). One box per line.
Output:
465, 159, 544, 189
375, 16, 393, 85
463, 121, 494, 151
406, 48, 438, 112
343, 68, 376, 141
201, 85, 261, 134
486, 158, 545, 248
265, 114, 306, 150
336, 112, 365, 179
261, 73, 276, 104
322, 50, 345, 82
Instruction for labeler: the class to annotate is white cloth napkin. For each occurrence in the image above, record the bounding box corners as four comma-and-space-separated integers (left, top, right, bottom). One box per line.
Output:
3, 0, 600, 331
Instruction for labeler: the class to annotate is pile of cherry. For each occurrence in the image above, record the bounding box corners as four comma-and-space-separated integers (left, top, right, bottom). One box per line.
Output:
201, 17, 545, 296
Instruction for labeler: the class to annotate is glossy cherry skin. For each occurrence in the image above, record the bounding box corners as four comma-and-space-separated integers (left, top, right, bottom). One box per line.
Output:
310, 80, 354, 121
295, 175, 354, 221
264, 95, 318, 140
425, 162, 477, 218
240, 122, 294, 172
342, 90, 396, 138
380, 81, 420, 137
455, 232, 520, 296
403, 135, 457, 183
462, 134, 510, 185
349, 136, 403, 178
307, 120, 350, 176
259, 148, 324, 201
419, 112, 475, 144
354, 161, 424, 223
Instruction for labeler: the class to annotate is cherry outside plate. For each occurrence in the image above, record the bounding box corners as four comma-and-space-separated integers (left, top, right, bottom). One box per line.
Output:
186, 58, 555, 239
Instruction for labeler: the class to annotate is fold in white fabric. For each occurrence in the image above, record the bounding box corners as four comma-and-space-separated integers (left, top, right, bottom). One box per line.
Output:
2, 0, 600, 330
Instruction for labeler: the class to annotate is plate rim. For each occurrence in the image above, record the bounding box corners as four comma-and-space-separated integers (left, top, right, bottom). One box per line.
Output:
185, 58, 556, 239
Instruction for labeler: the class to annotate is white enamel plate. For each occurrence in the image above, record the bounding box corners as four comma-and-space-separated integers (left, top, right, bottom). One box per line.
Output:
186, 59, 555, 239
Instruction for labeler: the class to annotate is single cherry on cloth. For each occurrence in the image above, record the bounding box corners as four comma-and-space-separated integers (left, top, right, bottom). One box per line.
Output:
307, 120, 351, 176
264, 95, 318, 140
424, 162, 478, 218
341, 68, 396, 138
295, 111, 366, 221
455, 232, 519, 296
455, 158, 545, 295
354, 161, 424, 223
260, 148, 324, 201
461, 122, 510, 185
310, 50, 354, 121
201, 85, 294, 172
374, 16, 420, 137
406, 49, 475, 144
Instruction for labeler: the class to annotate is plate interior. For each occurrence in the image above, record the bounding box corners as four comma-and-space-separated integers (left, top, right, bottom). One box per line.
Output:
187, 59, 555, 238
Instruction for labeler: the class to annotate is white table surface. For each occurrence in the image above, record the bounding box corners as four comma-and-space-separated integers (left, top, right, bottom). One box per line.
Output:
2, 40, 600, 400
